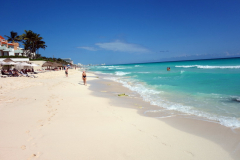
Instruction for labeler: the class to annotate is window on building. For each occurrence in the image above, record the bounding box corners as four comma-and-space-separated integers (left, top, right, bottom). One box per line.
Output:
15, 53, 19, 56
3, 52, 8, 56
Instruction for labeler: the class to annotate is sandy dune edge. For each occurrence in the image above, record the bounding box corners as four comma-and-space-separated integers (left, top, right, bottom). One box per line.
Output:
0, 70, 232, 160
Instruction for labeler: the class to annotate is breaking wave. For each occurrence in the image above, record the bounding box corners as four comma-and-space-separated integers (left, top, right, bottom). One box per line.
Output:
104, 76, 240, 129
175, 65, 240, 69
115, 71, 131, 76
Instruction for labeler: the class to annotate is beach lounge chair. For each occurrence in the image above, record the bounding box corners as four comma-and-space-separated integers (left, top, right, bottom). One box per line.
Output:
30, 74, 38, 78
1, 70, 10, 78
0, 70, 7, 78
20, 71, 28, 77
20, 71, 38, 78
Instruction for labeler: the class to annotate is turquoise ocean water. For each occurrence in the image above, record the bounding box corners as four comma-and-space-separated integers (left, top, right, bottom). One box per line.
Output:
90, 58, 240, 128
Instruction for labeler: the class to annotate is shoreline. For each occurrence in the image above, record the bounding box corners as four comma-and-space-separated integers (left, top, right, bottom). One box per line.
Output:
89, 71, 240, 159
0, 69, 238, 159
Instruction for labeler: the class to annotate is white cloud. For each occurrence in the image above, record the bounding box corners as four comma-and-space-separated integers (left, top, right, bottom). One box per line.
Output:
77, 46, 97, 51
95, 40, 150, 53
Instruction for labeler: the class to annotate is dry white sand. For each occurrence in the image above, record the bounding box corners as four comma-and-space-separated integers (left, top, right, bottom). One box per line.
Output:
0, 70, 233, 160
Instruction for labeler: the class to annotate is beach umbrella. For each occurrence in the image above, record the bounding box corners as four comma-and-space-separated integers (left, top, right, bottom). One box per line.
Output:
14, 62, 22, 68
0, 61, 8, 65
6, 61, 17, 65
15, 62, 22, 65
14, 62, 27, 70
29, 63, 39, 67
52, 62, 62, 67
1, 60, 16, 70
42, 61, 56, 69
42, 61, 54, 67
19, 62, 31, 66
3, 58, 14, 62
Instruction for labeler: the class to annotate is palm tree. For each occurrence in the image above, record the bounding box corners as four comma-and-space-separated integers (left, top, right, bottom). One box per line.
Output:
35, 53, 42, 59
5, 31, 20, 43
35, 39, 47, 55
20, 30, 47, 59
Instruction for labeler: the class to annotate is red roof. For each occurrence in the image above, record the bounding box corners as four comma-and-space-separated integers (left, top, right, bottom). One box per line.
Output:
0, 36, 4, 39
2, 42, 7, 44
8, 43, 13, 45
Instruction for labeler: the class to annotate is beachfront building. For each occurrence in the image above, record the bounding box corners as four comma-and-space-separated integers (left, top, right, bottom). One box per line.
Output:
0, 35, 35, 57
0, 35, 23, 56
0, 36, 14, 56
62, 58, 73, 64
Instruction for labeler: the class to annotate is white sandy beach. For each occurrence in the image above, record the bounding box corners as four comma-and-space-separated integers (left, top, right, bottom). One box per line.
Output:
0, 70, 233, 160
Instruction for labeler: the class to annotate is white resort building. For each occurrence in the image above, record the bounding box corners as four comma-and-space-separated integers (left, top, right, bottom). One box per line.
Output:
0, 35, 35, 58
0, 35, 23, 56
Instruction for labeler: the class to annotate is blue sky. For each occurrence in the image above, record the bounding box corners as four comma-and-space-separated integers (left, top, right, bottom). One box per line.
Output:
1, 0, 240, 64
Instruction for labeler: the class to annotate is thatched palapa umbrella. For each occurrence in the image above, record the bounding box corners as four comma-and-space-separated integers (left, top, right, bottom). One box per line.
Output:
3, 58, 14, 62
1, 58, 16, 69
42, 62, 63, 69
42, 61, 55, 69
42, 61, 54, 67
52, 62, 62, 67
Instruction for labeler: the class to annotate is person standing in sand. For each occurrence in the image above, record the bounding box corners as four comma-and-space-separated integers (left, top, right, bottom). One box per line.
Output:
65, 68, 68, 77
82, 71, 87, 85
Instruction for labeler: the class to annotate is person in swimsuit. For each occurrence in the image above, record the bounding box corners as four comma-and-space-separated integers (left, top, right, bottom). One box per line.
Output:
82, 71, 87, 85
65, 68, 68, 77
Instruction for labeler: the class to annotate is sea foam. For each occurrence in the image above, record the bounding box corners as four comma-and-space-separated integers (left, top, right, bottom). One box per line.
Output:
104, 76, 240, 129
115, 71, 131, 76
135, 65, 142, 67
175, 65, 240, 69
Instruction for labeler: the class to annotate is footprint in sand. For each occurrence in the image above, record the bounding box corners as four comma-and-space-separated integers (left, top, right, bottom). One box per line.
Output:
184, 151, 194, 157
161, 142, 167, 146
27, 137, 33, 142
21, 145, 26, 150
31, 143, 37, 147
27, 153, 37, 160
153, 135, 158, 138
38, 120, 43, 123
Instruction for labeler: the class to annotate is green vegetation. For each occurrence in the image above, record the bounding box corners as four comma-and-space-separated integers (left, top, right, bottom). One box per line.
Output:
0, 56, 28, 58
5, 30, 46, 59
30, 56, 68, 64
20, 30, 47, 57
4, 31, 21, 43
4, 31, 68, 65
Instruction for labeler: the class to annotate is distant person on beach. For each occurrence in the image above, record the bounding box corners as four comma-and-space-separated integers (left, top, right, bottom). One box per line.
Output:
65, 68, 68, 77
167, 67, 170, 71
82, 71, 87, 85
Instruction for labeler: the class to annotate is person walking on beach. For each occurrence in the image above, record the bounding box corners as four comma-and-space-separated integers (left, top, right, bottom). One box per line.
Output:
65, 68, 68, 77
82, 71, 87, 85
